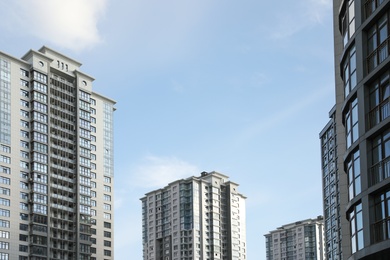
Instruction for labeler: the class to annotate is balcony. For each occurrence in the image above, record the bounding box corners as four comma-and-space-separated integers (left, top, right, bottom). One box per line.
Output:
367, 37, 390, 74
367, 98, 390, 129
371, 218, 390, 243
369, 156, 390, 186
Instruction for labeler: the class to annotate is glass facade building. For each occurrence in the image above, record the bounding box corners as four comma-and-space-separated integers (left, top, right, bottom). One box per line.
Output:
321, 0, 390, 259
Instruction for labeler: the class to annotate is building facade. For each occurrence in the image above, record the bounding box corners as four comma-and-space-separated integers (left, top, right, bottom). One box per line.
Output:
0, 47, 115, 259
322, 0, 390, 259
264, 217, 325, 260
141, 171, 247, 260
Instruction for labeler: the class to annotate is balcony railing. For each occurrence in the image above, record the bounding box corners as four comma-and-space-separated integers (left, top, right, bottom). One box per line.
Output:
369, 156, 390, 186
367, 98, 390, 128
371, 218, 390, 243
367, 37, 390, 73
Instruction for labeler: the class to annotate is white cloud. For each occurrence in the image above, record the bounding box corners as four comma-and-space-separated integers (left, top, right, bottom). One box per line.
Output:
1, 0, 107, 51
131, 155, 200, 189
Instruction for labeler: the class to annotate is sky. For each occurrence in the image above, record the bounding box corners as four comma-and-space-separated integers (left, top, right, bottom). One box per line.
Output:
0, 0, 335, 259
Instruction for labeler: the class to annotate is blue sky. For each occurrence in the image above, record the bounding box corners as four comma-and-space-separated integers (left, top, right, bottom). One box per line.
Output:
0, 0, 334, 258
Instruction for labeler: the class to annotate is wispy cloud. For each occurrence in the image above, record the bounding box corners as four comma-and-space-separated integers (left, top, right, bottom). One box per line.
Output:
131, 155, 200, 189
236, 85, 333, 143
0, 0, 107, 51
267, 0, 332, 40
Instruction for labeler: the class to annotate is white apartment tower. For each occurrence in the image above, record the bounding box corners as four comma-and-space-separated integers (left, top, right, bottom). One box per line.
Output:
0, 47, 115, 259
265, 217, 325, 260
141, 171, 247, 260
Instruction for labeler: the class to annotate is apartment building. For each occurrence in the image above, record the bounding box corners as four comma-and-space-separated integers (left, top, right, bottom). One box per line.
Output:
321, 0, 390, 259
141, 171, 246, 260
0, 46, 115, 259
265, 217, 325, 260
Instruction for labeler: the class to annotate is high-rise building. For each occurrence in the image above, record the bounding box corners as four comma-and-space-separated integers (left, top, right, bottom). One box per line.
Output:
264, 216, 325, 260
0, 46, 115, 259
321, 0, 390, 259
140, 171, 247, 260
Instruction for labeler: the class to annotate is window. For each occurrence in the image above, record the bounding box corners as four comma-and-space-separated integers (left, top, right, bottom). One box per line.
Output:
20, 100, 29, 107
0, 188, 10, 196
104, 194, 111, 201
33, 111, 47, 123
20, 89, 29, 98
341, 0, 355, 46
20, 141, 29, 149
33, 132, 47, 143
104, 203, 111, 211
20, 110, 29, 118
104, 250, 111, 256
343, 45, 357, 97
345, 97, 359, 148
32, 101, 47, 113
20, 203, 28, 211
20, 182, 28, 189
33, 71, 47, 83
20, 161, 29, 169
20, 79, 29, 87
0, 231, 9, 238
104, 185, 111, 192
19, 234, 28, 241
104, 177, 111, 183
104, 213, 111, 219
0, 220, 9, 228
370, 129, 390, 185
0, 177, 9, 185
368, 71, 390, 128
0, 209, 9, 217
367, 13, 389, 72
0, 242, 8, 249
0, 155, 10, 164
19, 223, 28, 231
20, 120, 29, 128
0, 199, 10, 206
104, 222, 111, 229
350, 203, 363, 253
20, 151, 29, 159
366, 0, 385, 18
372, 188, 390, 243
0, 145, 10, 154
347, 150, 361, 200
104, 240, 111, 247
20, 213, 28, 221
19, 245, 28, 252
104, 231, 111, 238
0, 167, 10, 175
20, 69, 29, 77
20, 130, 29, 138
32, 81, 47, 93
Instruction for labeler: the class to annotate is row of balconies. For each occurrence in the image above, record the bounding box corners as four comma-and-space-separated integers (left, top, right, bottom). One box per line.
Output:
50, 93, 74, 107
